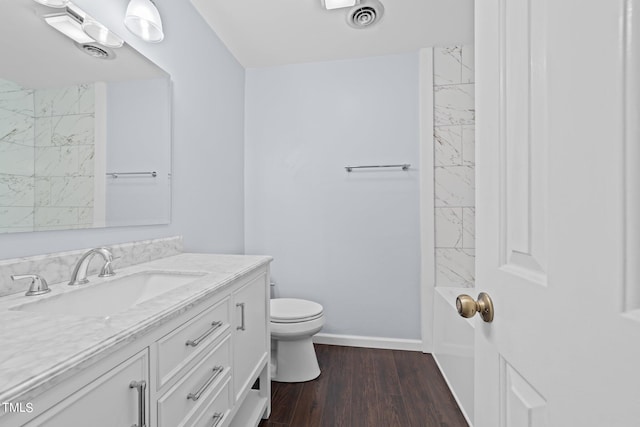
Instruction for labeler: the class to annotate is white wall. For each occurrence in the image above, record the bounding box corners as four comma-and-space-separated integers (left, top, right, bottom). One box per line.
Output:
0, 0, 246, 259
245, 53, 421, 339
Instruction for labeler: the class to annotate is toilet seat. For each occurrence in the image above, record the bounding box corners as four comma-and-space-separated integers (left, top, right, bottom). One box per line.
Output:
271, 298, 324, 324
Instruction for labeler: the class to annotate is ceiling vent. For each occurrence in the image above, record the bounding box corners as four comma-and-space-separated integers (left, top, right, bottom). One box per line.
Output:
347, 0, 384, 29
75, 42, 114, 59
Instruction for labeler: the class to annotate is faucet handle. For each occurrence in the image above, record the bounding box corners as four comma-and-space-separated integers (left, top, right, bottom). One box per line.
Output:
11, 274, 51, 296
98, 248, 116, 278
99, 261, 115, 278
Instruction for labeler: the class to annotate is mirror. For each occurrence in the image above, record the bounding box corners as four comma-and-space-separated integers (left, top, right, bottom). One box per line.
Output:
0, 0, 171, 233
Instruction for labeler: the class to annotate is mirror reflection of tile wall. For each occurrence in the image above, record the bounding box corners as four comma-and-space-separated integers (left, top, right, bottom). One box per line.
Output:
0, 78, 95, 232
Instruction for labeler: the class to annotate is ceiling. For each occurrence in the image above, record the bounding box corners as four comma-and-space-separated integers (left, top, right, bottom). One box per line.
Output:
190, 0, 474, 68
0, 0, 166, 89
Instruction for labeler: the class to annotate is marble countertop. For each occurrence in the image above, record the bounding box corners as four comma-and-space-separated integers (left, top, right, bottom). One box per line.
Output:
0, 253, 271, 404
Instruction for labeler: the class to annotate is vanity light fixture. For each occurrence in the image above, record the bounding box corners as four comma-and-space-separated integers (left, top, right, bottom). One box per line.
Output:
322, 0, 357, 10
124, 0, 164, 43
32, 0, 69, 8
82, 15, 124, 48
41, 3, 125, 50
44, 14, 94, 44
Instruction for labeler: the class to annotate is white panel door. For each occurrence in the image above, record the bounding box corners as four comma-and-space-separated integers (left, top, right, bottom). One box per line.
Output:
474, 0, 640, 426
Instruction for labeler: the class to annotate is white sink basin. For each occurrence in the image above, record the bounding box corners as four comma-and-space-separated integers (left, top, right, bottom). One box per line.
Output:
10, 271, 207, 317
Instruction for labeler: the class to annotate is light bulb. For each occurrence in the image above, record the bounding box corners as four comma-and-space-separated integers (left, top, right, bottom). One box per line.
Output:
124, 0, 164, 43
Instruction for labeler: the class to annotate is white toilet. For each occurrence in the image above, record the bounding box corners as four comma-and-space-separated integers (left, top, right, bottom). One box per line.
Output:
270, 298, 325, 382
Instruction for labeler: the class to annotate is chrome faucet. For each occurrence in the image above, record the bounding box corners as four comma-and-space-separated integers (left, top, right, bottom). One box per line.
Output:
11, 274, 51, 296
68, 247, 116, 286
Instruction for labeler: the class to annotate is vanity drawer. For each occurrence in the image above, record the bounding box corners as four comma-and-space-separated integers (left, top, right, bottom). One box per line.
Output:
157, 335, 231, 427
188, 378, 231, 427
156, 296, 230, 388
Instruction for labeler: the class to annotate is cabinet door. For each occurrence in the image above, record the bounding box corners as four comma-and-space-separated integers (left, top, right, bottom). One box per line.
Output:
232, 273, 268, 402
25, 350, 148, 427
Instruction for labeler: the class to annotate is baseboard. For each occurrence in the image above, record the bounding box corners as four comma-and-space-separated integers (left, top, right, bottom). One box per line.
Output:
432, 354, 474, 427
312, 333, 422, 352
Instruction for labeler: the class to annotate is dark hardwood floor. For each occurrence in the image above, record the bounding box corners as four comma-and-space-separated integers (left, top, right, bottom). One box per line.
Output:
258, 344, 468, 427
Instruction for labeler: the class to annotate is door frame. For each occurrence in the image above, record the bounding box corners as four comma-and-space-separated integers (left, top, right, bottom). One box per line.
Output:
419, 47, 436, 353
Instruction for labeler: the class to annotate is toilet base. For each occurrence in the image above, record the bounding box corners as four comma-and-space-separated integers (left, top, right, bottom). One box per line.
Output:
272, 337, 320, 382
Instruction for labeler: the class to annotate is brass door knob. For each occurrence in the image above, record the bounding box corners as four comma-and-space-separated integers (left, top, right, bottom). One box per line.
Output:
456, 292, 494, 323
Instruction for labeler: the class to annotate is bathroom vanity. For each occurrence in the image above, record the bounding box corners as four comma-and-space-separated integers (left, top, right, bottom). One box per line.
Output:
0, 252, 271, 427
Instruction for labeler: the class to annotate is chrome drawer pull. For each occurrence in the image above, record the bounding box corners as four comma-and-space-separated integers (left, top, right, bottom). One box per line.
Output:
236, 302, 245, 331
186, 321, 223, 347
187, 366, 224, 401
129, 380, 146, 427
211, 412, 224, 427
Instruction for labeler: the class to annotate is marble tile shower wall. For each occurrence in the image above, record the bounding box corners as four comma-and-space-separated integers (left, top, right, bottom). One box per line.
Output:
433, 46, 475, 288
0, 78, 95, 233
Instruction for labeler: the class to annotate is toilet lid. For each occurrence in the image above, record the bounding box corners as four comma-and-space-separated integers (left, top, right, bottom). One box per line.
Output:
271, 298, 324, 323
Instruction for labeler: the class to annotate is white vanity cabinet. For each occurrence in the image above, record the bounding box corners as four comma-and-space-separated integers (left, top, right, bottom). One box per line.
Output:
1, 261, 271, 427
23, 350, 149, 427
232, 272, 269, 402
229, 271, 270, 426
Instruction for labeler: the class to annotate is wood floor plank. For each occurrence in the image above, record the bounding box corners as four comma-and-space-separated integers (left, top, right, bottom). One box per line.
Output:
288, 345, 331, 427
319, 345, 353, 427
393, 350, 443, 426
267, 380, 304, 424
376, 394, 413, 427
258, 421, 288, 427
369, 347, 403, 396
259, 345, 468, 427
393, 350, 467, 427
349, 347, 381, 427
420, 354, 469, 427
